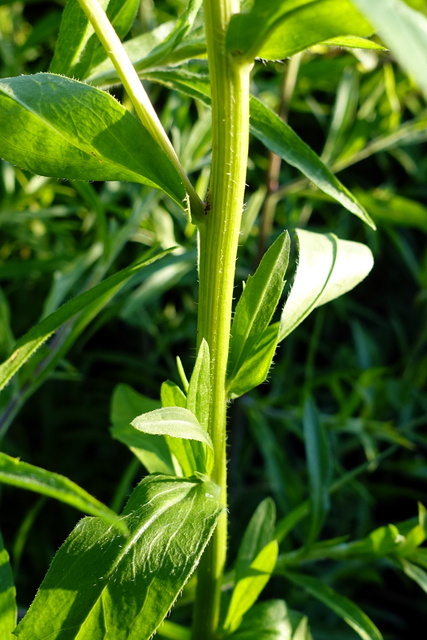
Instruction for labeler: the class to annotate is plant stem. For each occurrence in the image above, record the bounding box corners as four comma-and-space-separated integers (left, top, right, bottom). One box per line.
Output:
76, 0, 205, 222
192, 1, 252, 638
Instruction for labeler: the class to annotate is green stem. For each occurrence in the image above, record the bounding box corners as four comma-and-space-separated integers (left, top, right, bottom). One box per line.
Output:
76, 0, 204, 222
192, 1, 252, 638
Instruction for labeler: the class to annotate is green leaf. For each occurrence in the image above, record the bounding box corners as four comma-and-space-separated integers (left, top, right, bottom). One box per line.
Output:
131, 406, 213, 476
161, 380, 187, 409
397, 558, 427, 594
143, 67, 373, 227
224, 540, 279, 634
0, 248, 171, 392
282, 571, 383, 640
235, 498, 277, 580
110, 384, 175, 475
0, 74, 186, 207
279, 229, 374, 342
0, 452, 126, 533
249, 98, 375, 229
321, 35, 387, 51
227, 600, 310, 640
227, 232, 290, 397
0, 531, 16, 638
303, 397, 332, 546
350, 0, 427, 99
187, 339, 211, 432
15, 474, 222, 640
50, 0, 140, 78
226, 0, 373, 62
87, 0, 204, 86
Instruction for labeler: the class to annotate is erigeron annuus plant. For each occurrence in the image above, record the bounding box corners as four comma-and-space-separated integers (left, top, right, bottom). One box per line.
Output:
0, 0, 427, 639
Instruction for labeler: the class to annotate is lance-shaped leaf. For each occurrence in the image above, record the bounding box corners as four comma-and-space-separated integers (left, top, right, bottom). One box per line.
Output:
0, 531, 16, 639
0, 452, 125, 533
227, 599, 305, 640
224, 540, 279, 634
131, 406, 214, 476
0, 74, 186, 207
187, 339, 211, 432
279, 230, 374, 342
0, 248, 171, 392
281, 571, 383, 640
87, 0, 204, 86
226, 0, 373, 62
50, 0, 140, 79
144, 68, 374, 228
110, 384, 176, 475
350, 0, 427, 100
15, 474, 222, 640
227, 232, 290, 398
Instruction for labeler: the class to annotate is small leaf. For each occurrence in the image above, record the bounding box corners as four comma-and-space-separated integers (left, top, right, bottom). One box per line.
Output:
228, 232, 290, 389
321, 35, 388, 51
282, 571, 383, 640
15, 474, 223, 640
0, 248, 172, 392
396, 557, 427, 595
131, 406, 213, 475
0, 74, 186, 207
226, 0, 373, 62
0, 452, 125, 533
228, 599, 307, 640
350, 0, 427, 100
236, 498, 277, 580
303, 397, 332, 546
224, 540, 279, 634
50, 0, 140, 78
161, 380, 187, 409
0, 531, 16, 638
187, 339, 211, 431
279, 230, 374, 342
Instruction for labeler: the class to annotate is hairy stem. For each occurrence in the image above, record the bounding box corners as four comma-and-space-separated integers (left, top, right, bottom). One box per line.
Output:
192, 0, 252, 638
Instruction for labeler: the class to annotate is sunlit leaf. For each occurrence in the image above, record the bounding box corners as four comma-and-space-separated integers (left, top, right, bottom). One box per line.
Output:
0, 531, 16, 638
351, 0, 427, 99
0, 74, 186, 207
279, 230, 374, 341
0, 452, 125, 532
15, 475, 222, 640
226, 0, 373, 62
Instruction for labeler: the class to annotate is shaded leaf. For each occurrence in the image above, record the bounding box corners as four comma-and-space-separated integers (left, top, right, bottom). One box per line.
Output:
397, 558, 427, 595
235, 498, 277, 581
226, 0, 373, 62
0, 452, 125, 532
161, 380, 187, 409
0, 248, 172, 392
282, 571, 383, 640
187, 339, 211, 432
228, 600, 310, 640
0, 74, 186, 207
0, 531, 16, 638
279, 230, 374, 341
15, 475, 222, 640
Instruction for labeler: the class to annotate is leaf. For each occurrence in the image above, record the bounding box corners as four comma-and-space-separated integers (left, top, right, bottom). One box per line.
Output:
186, 339, 211, 431
0, 248, 171, 392
228, 600, 309, 640
224, 540, 279, 634
0, 531, 16, 638
235, 498, 277, 581
282, 571, 383, 640
144, 66, 374, 227
110, 384, 175, 475
161, 380, 187, 409
226, 0, 373, 62
15, 474, 222, 640
50, 0, 140, 78
279, 229, 374, 342
303, 397, 332, 546
350, 0, 427, 99
87, 0, 204, 86
321, 35, 387, 51
0, 74, 186, 207
227, 232, 290, 395
131, 406, 213, 475
249, 98, 375, 229
0, 452, 126, 533
397, 558, 427, 594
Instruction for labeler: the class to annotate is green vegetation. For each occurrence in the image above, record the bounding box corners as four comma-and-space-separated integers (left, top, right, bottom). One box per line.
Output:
0, 1, 426, 638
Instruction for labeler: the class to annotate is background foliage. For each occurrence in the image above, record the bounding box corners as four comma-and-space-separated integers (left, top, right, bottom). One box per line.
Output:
0, 0, 426, 638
